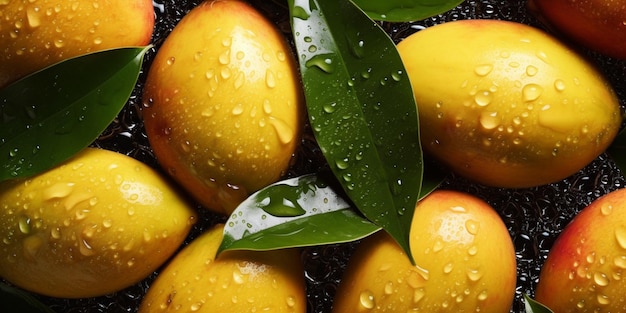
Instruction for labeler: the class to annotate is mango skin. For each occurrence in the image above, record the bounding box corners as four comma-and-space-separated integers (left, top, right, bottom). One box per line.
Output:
529, 0, 626, 60
332, 190, 516, 313
0, 148, 197, 298
536, 188, 626, 312
0, 0, 155, 88
397, 19, 621, 188
138, 224, 306, 313
143, 0, 303, 215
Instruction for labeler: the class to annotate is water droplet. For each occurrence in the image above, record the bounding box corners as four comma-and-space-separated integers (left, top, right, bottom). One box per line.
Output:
522, 84, 543, 101
474, 64, 493, 76
18, 215, 31, 234
286, 296, 296, 307
414, 288, 425, 303
614, 227, 626, 249
597, 294, 610, 306
554, 79, 566, 91
233, 71, 245, 89
79, 237, 95, 256
477, 290, 488, 301
443, 263, 454, 274
525, 65, 538, 76
467, 268, 483, 282
600, 203, 613, 216
232, 103, 244, 116
219, 49, 230, 65
474, 90, 492, 106
391, 70, 402, 81
292, 5, 310, 19
593, 272, 609, 287
270, 117, 295, 145
220, 67, 231, 79
445, 206, 466, 215
26, 6, 41, 28
50, 227, 61, 239
432, 240, 443, 253
323, 102, 337, 113
614, 256, 626, 269
335, 158, 349, 170
536, 50, 549, 63
276, 51, 286, 62
305, 54, 334, 73
42, 182, 74, 200
479, 111, 500, 130
166, 57, 175, 65
465, 220, 480, 235
265, 70, 276, 88
384, 281, 394, 295
359, 290, 375, 309
467, 245, 478, 256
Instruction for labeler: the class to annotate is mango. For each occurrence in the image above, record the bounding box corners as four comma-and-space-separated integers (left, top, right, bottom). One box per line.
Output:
535, 187, 626, 312
397, 19, 621, 188
142, 0, 303, 215
0, 0, 155, 88
138, 224, 306, 313
332, 189, 516, 313
0, 148, 196, 298
529, 0, 626, 59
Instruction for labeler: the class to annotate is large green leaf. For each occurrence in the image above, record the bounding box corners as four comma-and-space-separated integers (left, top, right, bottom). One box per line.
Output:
0, 46, 150, 182
0, 283, 55, 313
352, 0, 465, 22
218, 173, 381, 253
289, 0, 422, 263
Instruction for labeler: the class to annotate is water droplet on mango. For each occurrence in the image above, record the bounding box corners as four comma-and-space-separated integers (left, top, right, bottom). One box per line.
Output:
359, 290, 376, 309
474, 64, 493, 76
522, 83, 543, 102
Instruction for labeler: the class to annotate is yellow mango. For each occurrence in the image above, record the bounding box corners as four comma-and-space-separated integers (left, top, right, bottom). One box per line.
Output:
332, 190, 516, 313
0, 148, 196, 298
142, 0, 304, 215
0, 0, 155, 88
397, 19, 621, 188
139, 224, 306, 313
536, 188, 626, 312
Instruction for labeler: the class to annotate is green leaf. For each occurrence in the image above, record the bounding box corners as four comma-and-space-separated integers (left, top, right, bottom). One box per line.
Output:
607, 128, 626, 175
0, 283, 55, 313
288, 0, 422, 263
218, 173, 381, 253
352, 0, 465, 22
0, 46, 151, 182
524, 294, 554, 313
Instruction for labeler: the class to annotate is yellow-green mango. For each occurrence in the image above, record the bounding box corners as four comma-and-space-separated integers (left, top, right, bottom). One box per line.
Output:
0, 148, 196, 298
142, 0, 303, 215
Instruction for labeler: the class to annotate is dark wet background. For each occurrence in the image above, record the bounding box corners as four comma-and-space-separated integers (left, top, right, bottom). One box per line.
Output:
28, 0, 626, 312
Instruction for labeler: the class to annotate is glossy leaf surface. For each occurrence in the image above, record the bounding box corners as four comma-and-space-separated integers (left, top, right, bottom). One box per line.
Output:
524, 294, 554, 313
0, 46, 150, 182
353, 0, 465, 22
289, 0, 423, 262
218, 173, 381, 253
